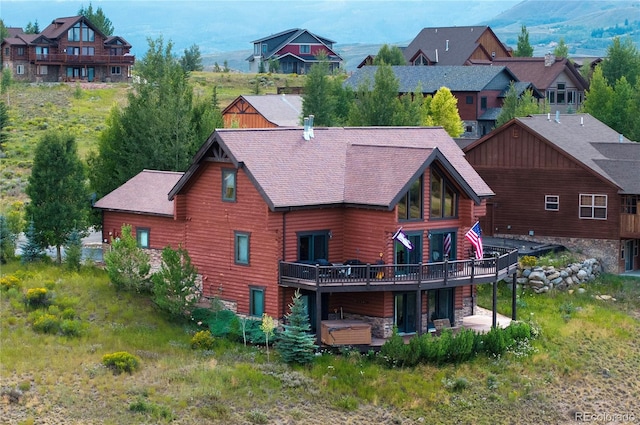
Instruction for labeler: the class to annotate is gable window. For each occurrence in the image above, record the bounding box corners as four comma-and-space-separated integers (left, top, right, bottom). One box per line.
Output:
567, 90, 576, 105
545, 195, 559, 211
16, 65, 24, 75
579, 194, 607, 219
136, 228, 150, 248
557, 82, 566, 104
111, 66, 121, 75
480, 97, 487, 110
298, 231, 329, 262
68, 23, 94, 42
235, 231, 250, 265
249, 287, 265, 317
222, 169, 236, 202
430, 168, 457, 219
300, 44, 310, 54
414, 55, 428, 66
398, 176, 423, 221
262, 44, 268, 54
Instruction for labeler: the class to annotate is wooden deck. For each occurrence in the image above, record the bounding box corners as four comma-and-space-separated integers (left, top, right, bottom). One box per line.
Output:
279, 249, 519, 293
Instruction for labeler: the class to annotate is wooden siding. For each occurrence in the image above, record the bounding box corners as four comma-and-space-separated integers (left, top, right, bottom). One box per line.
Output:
469, 29, 511, 61
101, 212, 184, 249
222, 100, 275, 129
465, 125, 621, 239
621, 213, 640, 238
182, 162, 282, 317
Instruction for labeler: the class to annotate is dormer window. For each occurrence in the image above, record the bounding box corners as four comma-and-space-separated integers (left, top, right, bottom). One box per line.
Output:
398, 176, 423, 221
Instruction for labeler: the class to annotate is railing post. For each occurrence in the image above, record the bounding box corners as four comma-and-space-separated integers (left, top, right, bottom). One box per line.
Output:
366, 263, 371, 287
443, 257, 448, 285
512, 273, 517, 321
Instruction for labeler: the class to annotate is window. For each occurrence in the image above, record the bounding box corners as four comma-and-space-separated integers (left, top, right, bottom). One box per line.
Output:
17, 47, 25, 56
579, 194, 607, 219
249, 287, 265, 317
414, 55, 428, 66
234, 231, 250, 265
466, 96, 473, 104
262, 44, 268, 54
82, 47, 95, 56
222, 169, 236, 201
67, 47, 80, 56
298, 232, 328, 262
110, 66, 121, 75
136, 228, 150, 248
545, 195, 559, 211
621, 195, 638, 214
35, 46, 49, 58
465, 125, 473, 133
4, 48, 8, 57
398, 176, 423, 221
556, 82, 566, 104
37, 65, 48, 75
430, 168, 457, 219
546, 90, 556, 104
567, 90, 576, 105
480, 97, 487, 110
16, 65, 24, 75
68, 23, 94, 42
300, 44, 310, 54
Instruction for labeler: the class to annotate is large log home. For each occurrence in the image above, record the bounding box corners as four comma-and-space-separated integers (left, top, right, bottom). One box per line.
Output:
1, 15, 134, 83
95, 126, 519, 345
464, 113, 640, 274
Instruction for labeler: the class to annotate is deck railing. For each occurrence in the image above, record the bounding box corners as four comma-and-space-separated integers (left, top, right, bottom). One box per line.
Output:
31, 53, 135, 65
279, 249, 519, 290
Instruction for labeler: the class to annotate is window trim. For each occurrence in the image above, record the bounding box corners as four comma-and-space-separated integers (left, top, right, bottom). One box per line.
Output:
136, 227, 150, 248
545, 195, 559, 211
234, 231, 250, 265
300, 44, 310, 54
249, 286, 265, 317
16, 64, 24, 75
579, 194, 607, 220
222, 169, 237, 202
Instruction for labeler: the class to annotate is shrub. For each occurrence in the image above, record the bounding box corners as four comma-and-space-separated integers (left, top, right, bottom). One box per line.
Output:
102, 351, 140, 374
504, 321, 532, 341
448, 329, 475, 363
60, 319, 82, 337
151, 245, 200, 319
25, 287, 49, 308
520, 255, 537, 268
61, 308, 76, 320
32, 313, 61, 334
483, 327, 508, 356
379, 328, 406, 368
191, 330, 216, 350
0, 274, 21, 291
104, 225, 151, 293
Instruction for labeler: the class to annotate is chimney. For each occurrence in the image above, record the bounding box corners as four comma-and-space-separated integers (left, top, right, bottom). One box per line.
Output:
445, 40, 449, 51
555, 110, 560, 123
308, 115, 314, 139
303, 117, 310, 141
545, 52, 555, 67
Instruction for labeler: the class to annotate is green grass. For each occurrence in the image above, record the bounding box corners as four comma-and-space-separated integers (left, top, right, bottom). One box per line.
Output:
1, 262, 639, 424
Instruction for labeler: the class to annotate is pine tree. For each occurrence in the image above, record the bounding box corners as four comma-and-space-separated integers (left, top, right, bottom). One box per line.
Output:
303, 54, 334, 126
553, 38, 569, 58
21, 220, 42, 264
514, 25, 533, 57
373, 44, 406, 65
277, 289, 318, 365
64, 229, 83, 271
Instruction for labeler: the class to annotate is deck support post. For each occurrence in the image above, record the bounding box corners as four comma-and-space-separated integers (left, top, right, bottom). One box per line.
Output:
416, 289, 422, 336
315, 289, 322, 346
511, 273, 517, 321
492, 280, 497, 329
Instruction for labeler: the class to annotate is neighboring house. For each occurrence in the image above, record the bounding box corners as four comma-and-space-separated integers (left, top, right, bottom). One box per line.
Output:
222, 94, 303, 128
343, 65, 542, 138
95, 126, 519, 345
463, 113, 640, 274
247, 28, 342, 74
488, 55, 589, 114
403, 26, 511, 66
1, 15, 134, 83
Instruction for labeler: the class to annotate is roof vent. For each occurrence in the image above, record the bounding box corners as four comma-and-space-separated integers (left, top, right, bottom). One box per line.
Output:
302, 115, 315, 141
555, 110, 560, 123
308, 115, 314, 139
581, 116, 584, 126
547, 113, 551, 121
619, 134, 623, 143
446, 40, 449, 51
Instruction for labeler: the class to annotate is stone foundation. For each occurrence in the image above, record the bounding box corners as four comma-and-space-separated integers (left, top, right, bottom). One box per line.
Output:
494, 234, 618, 273
342, 312, 394, 339
456, 296, 474, 326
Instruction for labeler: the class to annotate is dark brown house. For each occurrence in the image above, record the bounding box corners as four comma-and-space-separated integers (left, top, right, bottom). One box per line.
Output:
403, 26, 511, 66
95, 126, 519, 345
464, 113, 640, 273
1, 15, 134, 83
222, 94, 302, 128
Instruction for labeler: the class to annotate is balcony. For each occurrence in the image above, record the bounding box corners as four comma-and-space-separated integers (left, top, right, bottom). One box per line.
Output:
30, 53, 135, 66
279, 248, 519, 293
620, 213, 640, 238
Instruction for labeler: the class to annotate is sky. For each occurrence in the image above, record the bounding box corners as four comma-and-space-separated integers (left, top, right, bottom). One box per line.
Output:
0, 0, 522, 55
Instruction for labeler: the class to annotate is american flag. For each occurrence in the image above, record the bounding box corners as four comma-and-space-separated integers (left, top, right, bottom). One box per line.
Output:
465, 221, 483, 259
443, 233, 452, 258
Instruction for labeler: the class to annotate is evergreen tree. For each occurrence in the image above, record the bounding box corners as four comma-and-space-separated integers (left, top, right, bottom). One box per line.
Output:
24, 20, 40, 34
79, 3, 114, 36
25, 132, 89, 264
152, 245, 200, 319
422, 87, 464, 137
180, 44, 203, 72
64, 228, 83, 271
514, 25, 533, 57
104, 225, 151, 292
373, 44, 406, 65
600, 36, 640, 88
0, 215, 15, 263
348, 64, 401, 126
0, 100, 8, 151
21, 220, 43, 264
582, 67, 614, 128
495, 82, 546, 128
303, 56, 334, 126
89, 37, 218, 197
277, 289, 317, 365
553, 38, 569, 58
0, 20, 8, 42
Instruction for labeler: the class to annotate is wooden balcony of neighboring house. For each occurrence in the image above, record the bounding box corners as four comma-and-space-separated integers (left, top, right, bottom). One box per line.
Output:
30, 53, 135, 66
279, 248, 519, 293
620, 212, 640, 238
